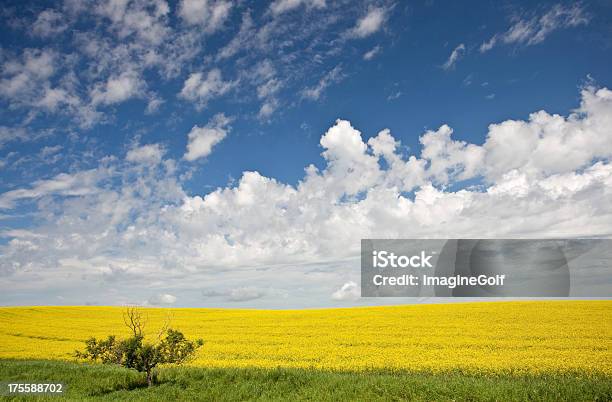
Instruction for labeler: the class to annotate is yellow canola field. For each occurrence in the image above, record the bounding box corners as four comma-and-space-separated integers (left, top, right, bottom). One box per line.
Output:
0, 301, 610, 375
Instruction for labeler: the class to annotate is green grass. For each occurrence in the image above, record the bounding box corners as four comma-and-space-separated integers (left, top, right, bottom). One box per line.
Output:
0, 360, 611, 401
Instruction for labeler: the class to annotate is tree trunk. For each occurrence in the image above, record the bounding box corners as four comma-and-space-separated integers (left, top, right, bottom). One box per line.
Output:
146, 369, 152, 387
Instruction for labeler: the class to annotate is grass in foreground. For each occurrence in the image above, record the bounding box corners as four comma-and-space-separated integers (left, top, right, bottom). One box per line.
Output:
1, 360, 611, 401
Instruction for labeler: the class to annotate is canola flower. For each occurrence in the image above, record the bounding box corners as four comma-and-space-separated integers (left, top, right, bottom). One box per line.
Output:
0, 301, 610, 375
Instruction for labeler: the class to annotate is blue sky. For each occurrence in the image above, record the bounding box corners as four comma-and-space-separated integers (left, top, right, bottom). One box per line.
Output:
1, 0, 611, 307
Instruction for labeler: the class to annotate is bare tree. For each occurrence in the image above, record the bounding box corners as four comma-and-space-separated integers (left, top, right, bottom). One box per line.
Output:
156, 309, 174, 340
123, 306, 147, 337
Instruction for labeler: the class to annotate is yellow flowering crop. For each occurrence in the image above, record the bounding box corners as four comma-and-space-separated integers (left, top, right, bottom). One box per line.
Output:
0, 301, 610, 375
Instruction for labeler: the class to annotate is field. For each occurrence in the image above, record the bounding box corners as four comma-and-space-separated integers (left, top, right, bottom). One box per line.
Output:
0, 301, 611, 400
1, 301, 611, 374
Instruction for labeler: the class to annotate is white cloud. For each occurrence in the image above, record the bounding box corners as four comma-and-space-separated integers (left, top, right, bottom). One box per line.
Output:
148, 293, 177, 305
216, 12, 254, 60
0, 49, 56, 101
248, 60, 283, 119
206, 2, 380, 123
0, 126, 29, 149
145, 95, 164, 114
227, 287, 266, 302
331, 281, 359, 301
257, 78, 282, 99
387, 91, 401, 101
37, 87, 79, 111
40, 145, 63, 159
32, 9, 69, 38
480, 4, 589, 52
179, 69, 234, 107
479, 37, 497, 53
82, 0, 192, 78
184, 113, 231, 161
95, 0, 170, 45
126, 143, 166, 165
0, 126, 55, 151
178, 0, 233, 33
269, 0, 326, 16
481, 87, 612, 180
0, 0, 394, 137
363, 45, 381, 60
442, 43, 465, 70
90, 72, 144, 106
301, 66, 343, 100
2, 86, 612, 305
348, 6, 388, 39
0, 0, 214, 130
0, 168, 109, 209
258, 99, 279, 120
0, 0, 207, 131
420, 124, 485, 183
202, 286, 283, 302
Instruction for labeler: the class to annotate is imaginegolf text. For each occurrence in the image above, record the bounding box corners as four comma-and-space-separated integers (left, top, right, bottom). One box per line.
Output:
372, 274, 506, 289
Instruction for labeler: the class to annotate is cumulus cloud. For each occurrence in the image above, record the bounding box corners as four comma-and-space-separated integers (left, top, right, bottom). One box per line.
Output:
90, 72, 144, 106
480, 4, 589, 52
1, 86, 612, 305
420, 124, 484, 183
481, 88, 612, 180
269, 0, 326, 16
178, 0, 233, 32
347, 6, 388, 39
226, 287, 267, 302
258, 99, 279, 120
184, 113, 231, 161
179, 69, 234, 108
331, 281, 359, 301
442, 43, 465, 70
126, 143, 166, 165
148, 293, 177, 305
